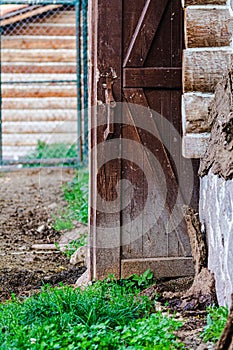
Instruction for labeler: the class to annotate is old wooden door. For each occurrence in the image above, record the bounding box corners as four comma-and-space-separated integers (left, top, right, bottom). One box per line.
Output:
89, 0, 199, 279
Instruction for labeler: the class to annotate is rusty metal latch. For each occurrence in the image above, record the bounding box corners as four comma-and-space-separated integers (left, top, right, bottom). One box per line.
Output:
102, 68, 117, 140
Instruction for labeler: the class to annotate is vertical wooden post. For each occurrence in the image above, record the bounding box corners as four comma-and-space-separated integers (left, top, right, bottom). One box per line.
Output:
89, 0, 122, 279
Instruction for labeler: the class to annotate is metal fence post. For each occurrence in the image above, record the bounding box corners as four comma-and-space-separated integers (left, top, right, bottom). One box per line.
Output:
82, 0, 88, 160
0, 24, 2, 166
75, 0, 82, 164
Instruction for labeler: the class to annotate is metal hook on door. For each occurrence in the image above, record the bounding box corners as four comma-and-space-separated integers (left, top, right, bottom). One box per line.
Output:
102, 68, 117, 140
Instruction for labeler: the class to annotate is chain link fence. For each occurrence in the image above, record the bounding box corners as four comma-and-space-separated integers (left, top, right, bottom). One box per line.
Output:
0, 0, 88, 167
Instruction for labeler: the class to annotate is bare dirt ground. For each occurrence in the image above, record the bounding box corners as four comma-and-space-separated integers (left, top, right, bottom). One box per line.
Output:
0, 168, 211, 349
0, 168, 86, 302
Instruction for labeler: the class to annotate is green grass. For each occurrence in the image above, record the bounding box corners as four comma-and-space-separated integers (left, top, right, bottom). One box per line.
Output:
53, 169, 89, 232
53, 168, 89, 256
55, 234, 87, 258
0, 275, 184, 349
28, 141, 77, 160
201, 305, 228, 343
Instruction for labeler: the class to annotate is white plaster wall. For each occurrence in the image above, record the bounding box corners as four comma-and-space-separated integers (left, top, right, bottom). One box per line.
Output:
200, 171, 233, 307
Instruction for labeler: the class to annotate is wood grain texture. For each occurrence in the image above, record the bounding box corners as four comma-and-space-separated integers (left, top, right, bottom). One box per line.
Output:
184, 0, 226, 4
121, 257, 194, 278
2, 133, 76, 146
90, 0, 123, 280
1, 37, 76, 50
1, 64, 76, 74
123, 0, 169, 67
124, 68, 182, 88
90, 0, 197, 280
1, 49, 76, 62
39, 11, 75, 24
2, 84, 77, 98
182, 93, 214, 133
1, 73, 76, 82
182, 133, 210, 158
3, 146, 38, 158
2, 109, 77, 121
183, 50, 232, 92
185, 8, 233, 48
2, 97, 76, 109
1, 7, 78, 163
122, 90, 192, 259
2, 121, 77, 134
2, 25, 76, 36
0, 5, 61, 26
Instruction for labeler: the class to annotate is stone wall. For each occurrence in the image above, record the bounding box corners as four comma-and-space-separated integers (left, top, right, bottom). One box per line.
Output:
199, 72, 233, 306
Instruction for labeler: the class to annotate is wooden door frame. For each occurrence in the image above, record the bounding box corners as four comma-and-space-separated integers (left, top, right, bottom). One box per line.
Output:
88, 0, 196, 281
88, 0, 123, 280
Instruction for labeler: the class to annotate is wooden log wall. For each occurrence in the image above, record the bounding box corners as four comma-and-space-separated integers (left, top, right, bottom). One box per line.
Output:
1, 7, 78, 160
182, 0, 233, 158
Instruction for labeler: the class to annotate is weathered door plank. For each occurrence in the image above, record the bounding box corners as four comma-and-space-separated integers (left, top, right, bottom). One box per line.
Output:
123, 0, 169, 67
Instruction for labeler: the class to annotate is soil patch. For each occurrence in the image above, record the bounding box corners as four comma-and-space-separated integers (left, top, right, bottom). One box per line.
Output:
0, 168, 212, 349
0, 168, 86, 302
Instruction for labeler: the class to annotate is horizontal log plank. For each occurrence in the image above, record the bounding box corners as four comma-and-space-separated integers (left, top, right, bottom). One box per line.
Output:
2, 109, 77, 121
1, 73, 76, 83
2, 84, 77, 98
0, 4, 27, 17
123, 68, 182, 88
2, 97, 77, 109
1, 49, 76, 62
2, 133, 77, 146
2, 25, 76, 36
1, 37, 76, 50
121, 257, 194, 278
2, 146, 37, 158
182, 133, 210, 158
185, 8, 232, 48
183, 49, 232, 92
2, 121, 77, 134
3, 158, 77, 165
184, 0, 226, 4
39, 11, 75, 24
182, 93, 214, 133
0, 5, 62, 26
1, 63, 77, 74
